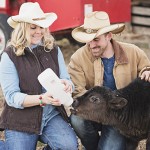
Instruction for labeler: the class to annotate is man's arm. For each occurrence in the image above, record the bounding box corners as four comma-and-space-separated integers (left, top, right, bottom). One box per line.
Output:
68, 55, 87, 98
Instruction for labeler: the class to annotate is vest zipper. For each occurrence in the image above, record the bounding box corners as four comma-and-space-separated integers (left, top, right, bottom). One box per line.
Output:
27, 47, 42, 74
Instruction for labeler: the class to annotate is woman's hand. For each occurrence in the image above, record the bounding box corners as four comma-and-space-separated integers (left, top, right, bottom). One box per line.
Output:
60, 79, 73, 93
40, 79, 73, 106
41, 92, 61, 106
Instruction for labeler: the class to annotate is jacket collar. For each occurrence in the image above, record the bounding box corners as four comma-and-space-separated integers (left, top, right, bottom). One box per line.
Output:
112, 39, 128, 64
87, 39, 128, 64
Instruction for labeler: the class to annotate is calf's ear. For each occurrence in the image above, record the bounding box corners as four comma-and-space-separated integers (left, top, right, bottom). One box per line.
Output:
108, 98, 127, 109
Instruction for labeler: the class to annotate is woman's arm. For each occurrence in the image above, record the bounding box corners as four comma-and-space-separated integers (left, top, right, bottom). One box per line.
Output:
0, 53, 28, 108
57, 47, 74, 93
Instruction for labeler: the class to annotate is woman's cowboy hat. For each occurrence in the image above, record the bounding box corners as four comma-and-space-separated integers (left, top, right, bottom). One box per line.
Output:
7, 2, 57, 28
72, 11, 125, 43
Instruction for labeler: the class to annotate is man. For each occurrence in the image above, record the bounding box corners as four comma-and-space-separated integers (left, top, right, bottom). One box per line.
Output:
68, 11, 150, 150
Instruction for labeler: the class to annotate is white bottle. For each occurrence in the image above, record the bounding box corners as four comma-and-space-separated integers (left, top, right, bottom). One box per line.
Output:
37, 68, 73, 107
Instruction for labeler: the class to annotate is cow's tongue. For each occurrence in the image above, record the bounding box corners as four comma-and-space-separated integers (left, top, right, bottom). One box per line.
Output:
70, 108, 77, 114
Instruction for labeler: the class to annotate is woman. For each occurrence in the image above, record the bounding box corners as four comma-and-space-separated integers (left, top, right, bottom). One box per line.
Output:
0, 2, 78, 150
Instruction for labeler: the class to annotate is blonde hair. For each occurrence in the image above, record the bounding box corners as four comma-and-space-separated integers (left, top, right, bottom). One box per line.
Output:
7, 22, 55, 56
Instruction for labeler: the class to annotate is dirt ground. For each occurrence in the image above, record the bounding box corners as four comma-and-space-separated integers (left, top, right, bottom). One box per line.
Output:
0, 30, 150, 149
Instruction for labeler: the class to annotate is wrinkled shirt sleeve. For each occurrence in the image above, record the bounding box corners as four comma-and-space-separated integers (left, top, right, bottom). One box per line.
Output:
57, 47, 74, 91
0, 53, 27, 109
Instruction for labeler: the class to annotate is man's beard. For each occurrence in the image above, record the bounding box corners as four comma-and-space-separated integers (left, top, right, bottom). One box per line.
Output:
91, 46, 106, 58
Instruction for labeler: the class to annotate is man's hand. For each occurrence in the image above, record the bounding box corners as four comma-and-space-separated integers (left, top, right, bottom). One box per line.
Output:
140, 70, 150, 82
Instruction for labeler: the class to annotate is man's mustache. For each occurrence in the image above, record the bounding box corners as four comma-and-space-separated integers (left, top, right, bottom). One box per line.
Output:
91, 46, 101, 50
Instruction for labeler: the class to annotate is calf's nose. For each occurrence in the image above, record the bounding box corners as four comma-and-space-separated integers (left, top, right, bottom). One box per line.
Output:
72, 99, 80, 108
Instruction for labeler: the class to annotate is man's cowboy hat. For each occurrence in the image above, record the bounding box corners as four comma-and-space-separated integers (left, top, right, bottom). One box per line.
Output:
7, 2, 57, 28
72, 11, 125, 43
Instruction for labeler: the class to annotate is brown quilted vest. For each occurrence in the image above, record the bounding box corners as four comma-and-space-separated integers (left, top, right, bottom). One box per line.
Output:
0, 45, 69, 134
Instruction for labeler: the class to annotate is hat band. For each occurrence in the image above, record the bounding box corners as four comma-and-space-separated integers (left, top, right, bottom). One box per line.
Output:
32, 17, 46, 21
85, 28, 98, 34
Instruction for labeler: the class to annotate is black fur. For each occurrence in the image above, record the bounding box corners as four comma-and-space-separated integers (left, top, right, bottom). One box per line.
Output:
71, 78, 150, 150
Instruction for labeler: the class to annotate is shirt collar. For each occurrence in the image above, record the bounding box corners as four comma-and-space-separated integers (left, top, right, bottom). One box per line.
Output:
86, 39, 128, 64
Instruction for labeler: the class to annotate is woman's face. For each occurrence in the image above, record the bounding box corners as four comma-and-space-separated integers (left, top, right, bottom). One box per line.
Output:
30, 24, 45, 45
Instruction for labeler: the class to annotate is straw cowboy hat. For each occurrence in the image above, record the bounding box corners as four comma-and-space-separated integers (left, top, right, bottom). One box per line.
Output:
7, 2, 57, 28
72, 11, 125, 43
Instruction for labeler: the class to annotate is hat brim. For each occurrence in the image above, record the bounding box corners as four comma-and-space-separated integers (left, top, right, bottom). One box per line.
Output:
7, 13, 57, 28
72, 23, 125, 43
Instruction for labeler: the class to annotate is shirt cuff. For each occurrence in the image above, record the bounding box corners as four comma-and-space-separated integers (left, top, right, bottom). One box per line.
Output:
13, 93, 27, 109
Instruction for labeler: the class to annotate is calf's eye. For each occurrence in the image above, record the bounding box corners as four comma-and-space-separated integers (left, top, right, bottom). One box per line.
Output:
89, 96, 101, 103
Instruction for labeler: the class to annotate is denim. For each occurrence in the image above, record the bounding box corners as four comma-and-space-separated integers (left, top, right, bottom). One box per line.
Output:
0, 140, 5, 150
98, 125, 126, 150
4, 114, 78, 150
71, 115, 126, 150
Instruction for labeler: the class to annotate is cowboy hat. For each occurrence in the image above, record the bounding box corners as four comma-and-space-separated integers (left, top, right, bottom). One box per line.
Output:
72, 11, 125, 43
7, 2, 57, 28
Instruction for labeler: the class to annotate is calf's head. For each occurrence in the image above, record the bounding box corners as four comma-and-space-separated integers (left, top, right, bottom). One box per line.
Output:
71, 86, 127, 123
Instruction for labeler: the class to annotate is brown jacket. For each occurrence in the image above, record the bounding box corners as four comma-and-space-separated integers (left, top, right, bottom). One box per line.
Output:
0, 45, 68, 134
68, 39, 150, 97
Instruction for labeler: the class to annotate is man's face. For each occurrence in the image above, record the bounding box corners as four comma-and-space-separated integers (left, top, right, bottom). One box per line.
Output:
88, 33, 110, 58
